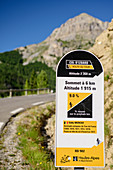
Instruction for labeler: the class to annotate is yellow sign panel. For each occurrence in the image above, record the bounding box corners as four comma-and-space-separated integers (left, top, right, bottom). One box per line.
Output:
68, 64, 94, 69
67, 92, 91, 111
56, 142, 104, 167
63, 121, 97, 134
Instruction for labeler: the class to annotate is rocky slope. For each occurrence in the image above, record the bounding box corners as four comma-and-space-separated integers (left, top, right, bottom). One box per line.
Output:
16, 13, 108, 68
88, 19, 113, 169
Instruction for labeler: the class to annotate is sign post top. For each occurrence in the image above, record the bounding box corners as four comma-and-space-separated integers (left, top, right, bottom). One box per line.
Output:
57, 50, 103, 78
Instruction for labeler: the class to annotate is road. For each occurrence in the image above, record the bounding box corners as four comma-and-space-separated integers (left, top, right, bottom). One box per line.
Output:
0, 93, 55, 131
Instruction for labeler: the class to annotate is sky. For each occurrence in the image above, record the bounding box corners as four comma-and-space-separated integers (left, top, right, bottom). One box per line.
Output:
0, 0, 113, 53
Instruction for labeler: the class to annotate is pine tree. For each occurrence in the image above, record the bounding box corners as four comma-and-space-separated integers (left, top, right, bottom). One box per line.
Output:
29, 69, 37, 89
24, 79, 29, 89
37, 70, 48, 88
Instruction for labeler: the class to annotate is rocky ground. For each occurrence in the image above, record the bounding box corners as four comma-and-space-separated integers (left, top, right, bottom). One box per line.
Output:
0, 112, 31, 169
0, 103, 73, 170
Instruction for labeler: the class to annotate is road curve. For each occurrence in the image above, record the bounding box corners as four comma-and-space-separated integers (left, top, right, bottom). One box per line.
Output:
0, 93, 55, 131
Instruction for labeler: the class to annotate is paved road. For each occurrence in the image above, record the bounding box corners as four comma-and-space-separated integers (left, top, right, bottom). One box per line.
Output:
0, 93, 55, 131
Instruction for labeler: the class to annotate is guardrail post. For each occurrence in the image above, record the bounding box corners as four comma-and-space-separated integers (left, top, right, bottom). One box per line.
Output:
37, 89, 39, 95
48, 88, 49, 93
9, 89, 12, 98
25, 90, 28, 96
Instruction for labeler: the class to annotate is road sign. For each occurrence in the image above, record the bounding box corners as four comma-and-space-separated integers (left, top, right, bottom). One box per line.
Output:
55, 50, 104, 168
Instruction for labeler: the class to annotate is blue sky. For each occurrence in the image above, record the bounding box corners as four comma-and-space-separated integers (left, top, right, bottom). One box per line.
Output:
0, 0, 113, 52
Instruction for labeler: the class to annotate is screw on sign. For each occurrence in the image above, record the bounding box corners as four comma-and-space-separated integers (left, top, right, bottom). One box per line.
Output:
55, 50, 104, 168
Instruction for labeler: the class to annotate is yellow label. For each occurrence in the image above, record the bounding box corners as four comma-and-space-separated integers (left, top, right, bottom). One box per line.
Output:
56, 142, 104, 167
67, 93, 91, 111
63, 121, 97, 134
68, 64, 94, 69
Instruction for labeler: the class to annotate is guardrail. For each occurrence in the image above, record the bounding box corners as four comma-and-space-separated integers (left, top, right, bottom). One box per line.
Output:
0, 88, 50, 98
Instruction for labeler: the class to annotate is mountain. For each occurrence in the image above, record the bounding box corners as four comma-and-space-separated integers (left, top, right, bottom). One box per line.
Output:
16, 13, 108, 68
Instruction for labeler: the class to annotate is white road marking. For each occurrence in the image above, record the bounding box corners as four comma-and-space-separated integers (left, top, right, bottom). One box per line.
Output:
10, 108, 24, 114
32, 101, 44, 106
0, 122, 4, 129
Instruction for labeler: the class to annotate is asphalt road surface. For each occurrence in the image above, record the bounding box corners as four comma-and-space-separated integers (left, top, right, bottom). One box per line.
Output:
0, 93, 55, 131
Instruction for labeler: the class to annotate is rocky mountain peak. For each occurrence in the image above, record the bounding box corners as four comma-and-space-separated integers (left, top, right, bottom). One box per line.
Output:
46, 13, 108, 42
16, 13, 109, 68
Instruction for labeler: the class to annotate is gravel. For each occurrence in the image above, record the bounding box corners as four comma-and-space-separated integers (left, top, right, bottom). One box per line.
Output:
0, 113, 31, 169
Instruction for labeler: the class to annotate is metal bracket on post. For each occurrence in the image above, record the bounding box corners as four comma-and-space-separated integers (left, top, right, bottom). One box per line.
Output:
74, 168, 84, 170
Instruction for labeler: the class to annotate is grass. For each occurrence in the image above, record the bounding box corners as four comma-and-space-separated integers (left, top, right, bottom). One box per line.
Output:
8, 154, 16, 157
110, 165, 113, 169
104, 74, 110, 81
17, 103, 56, 169
104, 119, 110, 137
57, 39, 70, 47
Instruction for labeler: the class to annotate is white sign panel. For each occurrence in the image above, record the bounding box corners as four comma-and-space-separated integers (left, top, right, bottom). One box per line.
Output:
55, 50, 104, 168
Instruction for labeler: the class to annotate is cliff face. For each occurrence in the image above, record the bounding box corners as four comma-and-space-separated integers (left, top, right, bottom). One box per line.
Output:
89, 20, 113, 170
16, 13, 108, 68
90, 19, 113, 73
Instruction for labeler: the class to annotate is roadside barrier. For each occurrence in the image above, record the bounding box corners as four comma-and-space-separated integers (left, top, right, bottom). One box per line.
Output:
0, 88, 50, 97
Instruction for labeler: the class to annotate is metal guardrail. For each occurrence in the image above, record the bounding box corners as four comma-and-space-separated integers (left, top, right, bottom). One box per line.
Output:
0, 88, 50, 97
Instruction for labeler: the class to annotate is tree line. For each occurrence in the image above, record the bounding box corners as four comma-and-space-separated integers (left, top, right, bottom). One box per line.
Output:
0, 51, 56, 97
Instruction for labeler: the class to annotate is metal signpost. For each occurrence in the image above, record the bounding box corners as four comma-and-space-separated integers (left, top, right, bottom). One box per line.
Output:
55, 50, 104, 168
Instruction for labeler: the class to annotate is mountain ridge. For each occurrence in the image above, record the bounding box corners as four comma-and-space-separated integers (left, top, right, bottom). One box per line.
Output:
15, 13, 109, 68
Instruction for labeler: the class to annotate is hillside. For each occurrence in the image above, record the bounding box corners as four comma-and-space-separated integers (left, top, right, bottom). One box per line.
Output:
88, 19, 113, 169
16, 13, 108, 68
0, 51, 56, 97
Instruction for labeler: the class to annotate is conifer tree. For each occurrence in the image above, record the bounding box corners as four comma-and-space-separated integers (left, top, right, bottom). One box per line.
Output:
24, 79, 29, 89
29, 69, 37, 89
37, 70, 48, 88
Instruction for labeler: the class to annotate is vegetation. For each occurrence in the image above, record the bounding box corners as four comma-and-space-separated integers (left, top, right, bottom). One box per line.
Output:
104, 118, 113, 148
32, 45, 49, 62
57, 37, 94, 51
17, 103, 56, 169
110, 164, 113, 169
0, 50, 56, 97
104, 119, 110, 137
104, 74, 110, 81
37, 70, 48, 88
57, 39, 70, 47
